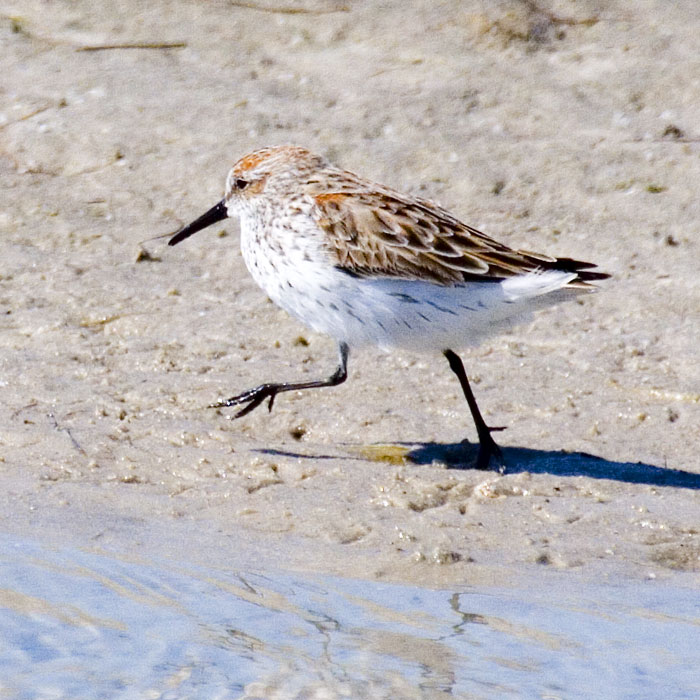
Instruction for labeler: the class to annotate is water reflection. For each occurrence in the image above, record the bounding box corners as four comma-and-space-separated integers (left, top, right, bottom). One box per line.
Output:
0, 536, 698, 699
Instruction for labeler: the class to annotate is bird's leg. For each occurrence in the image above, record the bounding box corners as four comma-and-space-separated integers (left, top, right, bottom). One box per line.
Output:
211, 341, 349, 419
443, 349, 505, 471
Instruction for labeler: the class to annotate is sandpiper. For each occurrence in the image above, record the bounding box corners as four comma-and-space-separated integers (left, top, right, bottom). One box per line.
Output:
169, 146, 608, 469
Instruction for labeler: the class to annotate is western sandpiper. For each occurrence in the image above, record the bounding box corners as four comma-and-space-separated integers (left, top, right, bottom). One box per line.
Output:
169, 146, 608, 469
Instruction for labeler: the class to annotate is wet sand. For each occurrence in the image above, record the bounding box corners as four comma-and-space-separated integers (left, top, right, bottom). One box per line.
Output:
2, 0, 699, 587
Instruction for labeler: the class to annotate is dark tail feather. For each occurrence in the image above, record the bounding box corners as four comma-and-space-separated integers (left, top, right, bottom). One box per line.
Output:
549, 256, 610, 287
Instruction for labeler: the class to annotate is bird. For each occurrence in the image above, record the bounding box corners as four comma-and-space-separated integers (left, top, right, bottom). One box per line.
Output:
168, 145, 608, 469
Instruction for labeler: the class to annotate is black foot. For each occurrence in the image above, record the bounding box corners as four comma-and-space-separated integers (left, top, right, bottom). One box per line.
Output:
474, 425, 506, 472
209, 342, 350, 421
209, 382, 283, 419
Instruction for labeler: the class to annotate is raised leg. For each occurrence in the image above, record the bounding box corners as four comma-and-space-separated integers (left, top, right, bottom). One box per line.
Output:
211, 341, 350, 419
443, 349, 505, 471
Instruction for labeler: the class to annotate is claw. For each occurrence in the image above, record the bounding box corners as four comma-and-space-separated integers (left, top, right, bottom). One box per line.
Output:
204, 343, 349, 423
233, 403, 254, 419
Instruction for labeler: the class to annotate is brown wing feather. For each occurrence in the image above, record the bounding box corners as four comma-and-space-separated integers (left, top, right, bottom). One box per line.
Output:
312, 189, 608, 287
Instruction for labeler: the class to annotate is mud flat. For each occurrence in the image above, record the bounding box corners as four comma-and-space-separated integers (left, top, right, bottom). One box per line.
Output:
2, 1, 699, 590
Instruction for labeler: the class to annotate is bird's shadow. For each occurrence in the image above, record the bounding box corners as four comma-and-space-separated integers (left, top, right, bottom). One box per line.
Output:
257, 441, 700, 491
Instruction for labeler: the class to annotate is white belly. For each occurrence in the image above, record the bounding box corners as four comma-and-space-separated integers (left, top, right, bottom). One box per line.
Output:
240, 218, 578, 352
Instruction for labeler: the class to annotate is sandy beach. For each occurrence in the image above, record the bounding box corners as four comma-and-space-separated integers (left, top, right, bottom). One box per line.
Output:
2, 0, 699, 589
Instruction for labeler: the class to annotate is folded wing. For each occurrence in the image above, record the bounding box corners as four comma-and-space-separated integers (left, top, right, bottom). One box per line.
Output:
312, 190, 608, 288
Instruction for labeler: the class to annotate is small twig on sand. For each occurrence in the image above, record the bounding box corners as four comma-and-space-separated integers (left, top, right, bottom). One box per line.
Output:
228, 1, 349, 14
0, 105, 52, 130
77, 42, 187, 52
48, 412, 87, 456
11, 401, 38, 420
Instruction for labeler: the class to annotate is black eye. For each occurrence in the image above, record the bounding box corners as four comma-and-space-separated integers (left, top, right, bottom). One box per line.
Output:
235, 179, 249, 190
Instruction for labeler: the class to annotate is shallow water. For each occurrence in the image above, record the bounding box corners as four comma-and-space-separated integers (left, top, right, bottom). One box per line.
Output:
0, 534, 698, 700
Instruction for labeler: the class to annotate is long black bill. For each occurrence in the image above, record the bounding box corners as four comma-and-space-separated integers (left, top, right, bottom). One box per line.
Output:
168, 199, 228, 246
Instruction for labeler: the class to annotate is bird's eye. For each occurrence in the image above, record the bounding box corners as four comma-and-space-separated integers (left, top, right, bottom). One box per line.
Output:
235, 179, 249, 190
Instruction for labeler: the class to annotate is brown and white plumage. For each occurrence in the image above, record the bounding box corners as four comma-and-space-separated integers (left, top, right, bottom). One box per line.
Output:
312, 187, 606, 287
210, 145, 607, 289
169, 145, 608, 469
